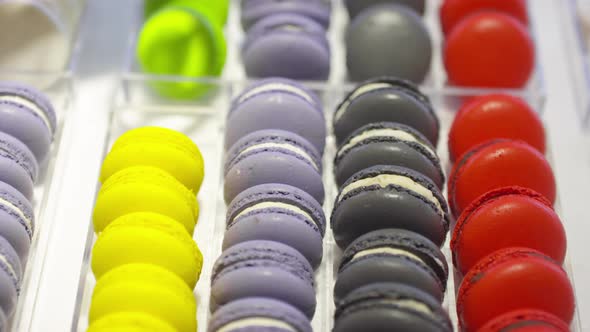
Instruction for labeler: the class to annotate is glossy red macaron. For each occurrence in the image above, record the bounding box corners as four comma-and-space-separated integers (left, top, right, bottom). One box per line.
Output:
444, 12, 534, 88
440, 0, 528, 35
457, 247, 575, 332
448, 139, 556, 216
476, 309, 571, 332
448, 94, 545, 162
451, 186, 566, 276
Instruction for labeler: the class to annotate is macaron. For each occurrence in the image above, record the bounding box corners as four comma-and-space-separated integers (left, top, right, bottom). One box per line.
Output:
91, 212, 203, 288
0, 82, 56, 163
448, 139, 556, 216
345, 0, 425, 18
210, 240, 316, 318
333, 78, 439, 146
0, 236, 22, 318
87, 311, 178, 332
243, 13, 330, 81
444, 12, 534, 88
335, 229, 448, 303
452, 186, 566, 276
333, 283, 453, 332
335, 122, 444, 188
476, 309, 570, 332
0, 132, 38, 200
93, 166, 199, 234
208, 297, 312, 332
224, 183, 325, 268
448, 94, 545, 162
145, 0, 230, 26
226, 78, 326, 153
89, 263, 197, 332
100, 127, 205, 193
331, 165, 449, 249
457, 248, 575, 332
241, 0, 331, 29
440, 0, 528, 35
346, 5, 432, 83
0, 181, 34, 263
224, 130, 324, 204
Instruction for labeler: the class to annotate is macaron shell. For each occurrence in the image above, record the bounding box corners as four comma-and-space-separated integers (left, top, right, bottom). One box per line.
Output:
345, 0, 425, 18
0, 265, 17, 318
0, 132, 38, 200
476, 309, 570, 332
440, 0, 528, 35
87, 312, 178, 332
0, 209, 30, 264
0, 181, 34, 263
241, 1, 331, 29
0, 236, 22, 317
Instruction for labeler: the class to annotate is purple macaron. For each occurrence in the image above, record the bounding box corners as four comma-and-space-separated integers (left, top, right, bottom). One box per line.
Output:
241, 0, 331, 29
0, 82, 56, 164
242, 13, 331, 81
224, 130, 324, 204
0, 181, 34, 263
210, 240, 317, 318
208, 297, 312, 332
224, 183, 326, 268
0, 132, 38, 200
0, 235, 22, 318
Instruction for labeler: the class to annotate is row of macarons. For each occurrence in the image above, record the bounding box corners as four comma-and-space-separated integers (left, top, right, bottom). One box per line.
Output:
87, 127, 207, 332
0, 82, 57, 329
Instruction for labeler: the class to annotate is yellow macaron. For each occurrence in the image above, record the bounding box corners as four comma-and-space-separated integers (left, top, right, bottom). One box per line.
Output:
93, 166, 199, 234
87, 311, 178, 332
89, 263, 196, 332
100, 127, 205, 193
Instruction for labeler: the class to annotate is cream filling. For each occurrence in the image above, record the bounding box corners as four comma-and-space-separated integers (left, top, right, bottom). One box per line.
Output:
239, 142, 318, 170
352, 247, 444, 271
0, 197, 31, 236
234, 201, 314, 223
335, 83, 392, 121
337, 128, 436, 158
389, 299, 433, 315
0, 254, 17, 284
217, 317, 297, 332
239, 83, 315, 105
339, 174, 443, 217
0, 95, 52, 132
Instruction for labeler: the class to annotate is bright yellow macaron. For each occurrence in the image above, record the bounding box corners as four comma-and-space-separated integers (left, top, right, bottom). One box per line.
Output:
89, 263, 197, 332
92, 212, 203, 288
87, 311, 178, 332
93, 166, 199, 234
100, 127, 205, 194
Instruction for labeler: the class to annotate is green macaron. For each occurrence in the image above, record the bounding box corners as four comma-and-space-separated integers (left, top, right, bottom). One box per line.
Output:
144, 0, 229, 26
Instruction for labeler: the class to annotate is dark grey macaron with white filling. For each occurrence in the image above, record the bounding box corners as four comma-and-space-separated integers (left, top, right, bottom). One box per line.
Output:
334, 122, 444, 188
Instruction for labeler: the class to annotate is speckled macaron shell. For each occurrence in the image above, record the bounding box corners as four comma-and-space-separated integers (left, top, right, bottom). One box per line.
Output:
334, 283, 453, 332
333, 78, 439, 146
335, 122, 444, 188
335, 228, 448, 303
0, 83, 56, 163
242, 13, 331, 81
0, 236, 22, 318
224, 183, 325, 268
224, 130, 324, 204
477, 309, 570, 332
0, 181, 34, 263
346, 4, 432, 83
208, 297, 312, 332
226, 78, 326, 153
331, 165, 449, 249
0, 132, 38, 200
345, 0, 426, 18
210, 240, 317, 318
241, 0, 331, 29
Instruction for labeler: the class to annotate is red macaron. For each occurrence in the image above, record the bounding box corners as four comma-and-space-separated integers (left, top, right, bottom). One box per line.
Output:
448, 139, 556, 216
444, 12, 535, 88
457, 247, 575, 332
448, 94, 545, 162
451, 186, 567, 276
476, 309, 570, 332
440, 0, 529, 35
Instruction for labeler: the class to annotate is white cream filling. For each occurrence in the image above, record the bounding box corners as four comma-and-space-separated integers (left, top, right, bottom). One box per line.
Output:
239, 83, 315, 105
217, 317, 297, 332
335, 83, 393, 121
352, 247, 444, 271
339, 174, 443, 217
239, 142, 318, 170
0, 254, 17, 284
234, 201, 314, 223
389, 299, 433, 315
337, 128, 436, 158
0, 197, 31, 236
0, 95, 52, 132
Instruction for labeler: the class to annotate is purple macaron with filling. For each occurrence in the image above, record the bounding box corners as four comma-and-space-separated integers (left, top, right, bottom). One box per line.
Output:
0, 181, 34, 263
224, 129, 324, 204
242, 13, 331, 81
0, 235, 22, 318
226, 78, 326, 153
0, 132, 38, 200
211, 240, 317, 318
241, 0, 331, 29
224, 183, 326, 268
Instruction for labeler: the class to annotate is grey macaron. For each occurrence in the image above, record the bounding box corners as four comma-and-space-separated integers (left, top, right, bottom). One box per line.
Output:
344, 0, 426, 19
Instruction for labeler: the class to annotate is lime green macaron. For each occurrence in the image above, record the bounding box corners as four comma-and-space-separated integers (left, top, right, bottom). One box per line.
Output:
144, 0, 230, 26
